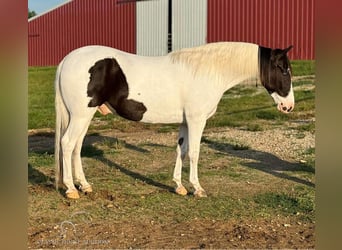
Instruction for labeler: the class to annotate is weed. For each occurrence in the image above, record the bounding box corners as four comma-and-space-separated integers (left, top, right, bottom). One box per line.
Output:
232, 143, 250, 150
295, 132, 306, 139
299, 147, 315, 171
246, 123, 263, 131
304, 147, 315, 155
298, 160, 315, 172
296, 123, 315, 133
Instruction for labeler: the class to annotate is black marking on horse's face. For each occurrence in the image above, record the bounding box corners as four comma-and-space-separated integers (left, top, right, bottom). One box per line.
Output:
87, 58, 147, 121
259, 45, 293, 97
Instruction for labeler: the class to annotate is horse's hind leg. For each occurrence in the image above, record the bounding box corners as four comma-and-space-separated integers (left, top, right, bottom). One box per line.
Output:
61, 115, 93, 199
173, 123, 189, 196
72, 117, 93, 193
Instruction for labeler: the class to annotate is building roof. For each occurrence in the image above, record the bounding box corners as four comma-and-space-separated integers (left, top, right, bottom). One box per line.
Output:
28, 0, 73, 22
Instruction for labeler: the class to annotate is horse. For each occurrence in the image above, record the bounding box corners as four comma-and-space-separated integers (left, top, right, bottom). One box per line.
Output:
54, 42, 294, 199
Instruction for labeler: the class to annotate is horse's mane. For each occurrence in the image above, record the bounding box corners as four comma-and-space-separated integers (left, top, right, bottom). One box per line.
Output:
169, 42, 259, 84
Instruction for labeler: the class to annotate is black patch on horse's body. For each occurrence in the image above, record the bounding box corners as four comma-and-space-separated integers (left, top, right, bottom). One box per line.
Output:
87, 58, 147, 121
258, 46, 292, 97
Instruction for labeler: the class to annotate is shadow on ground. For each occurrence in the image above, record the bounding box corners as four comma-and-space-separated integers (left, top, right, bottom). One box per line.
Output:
28, 133, 174, 193
28, 132, 314, 195
202, 137, 315, 188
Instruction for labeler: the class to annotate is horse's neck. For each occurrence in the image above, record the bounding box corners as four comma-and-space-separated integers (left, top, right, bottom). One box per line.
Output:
170, 42, 260, 91
221, 70, 259, 93
203, 57, 260, 93
214, 45, 260, 91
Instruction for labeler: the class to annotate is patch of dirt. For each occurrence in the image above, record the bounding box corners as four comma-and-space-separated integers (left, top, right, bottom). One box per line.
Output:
28, 217, 314, 249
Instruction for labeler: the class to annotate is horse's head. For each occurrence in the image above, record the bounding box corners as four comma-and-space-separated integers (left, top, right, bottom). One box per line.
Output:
259, 45, 294, 113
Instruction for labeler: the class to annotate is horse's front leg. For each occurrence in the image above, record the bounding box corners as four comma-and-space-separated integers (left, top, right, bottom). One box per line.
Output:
173, 123, 189, 196
187, 118, 207, 198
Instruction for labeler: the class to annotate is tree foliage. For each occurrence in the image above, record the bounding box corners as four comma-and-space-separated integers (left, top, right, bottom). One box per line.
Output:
28, 9, 37, 19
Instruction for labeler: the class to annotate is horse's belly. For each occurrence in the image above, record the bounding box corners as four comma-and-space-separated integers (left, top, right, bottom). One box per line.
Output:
139, 105, 184, 124
127, 79, 185, 124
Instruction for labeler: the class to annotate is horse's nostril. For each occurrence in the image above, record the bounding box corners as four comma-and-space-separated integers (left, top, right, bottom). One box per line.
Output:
282, 106, 287, 111
287, 106, 293, 112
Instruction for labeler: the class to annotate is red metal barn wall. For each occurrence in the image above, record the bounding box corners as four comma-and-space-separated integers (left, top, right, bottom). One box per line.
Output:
28, 0, 136, 66
207, 0, 315, 60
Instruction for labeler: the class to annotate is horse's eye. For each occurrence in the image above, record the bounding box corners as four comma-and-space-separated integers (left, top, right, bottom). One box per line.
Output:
277, 65, 290, 75
276, 64, 284, 70
283, 68, 291, 76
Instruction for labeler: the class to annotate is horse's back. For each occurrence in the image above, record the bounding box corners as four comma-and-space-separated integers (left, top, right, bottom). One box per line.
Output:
60, 45, 131, 75
59, 45, 173, 84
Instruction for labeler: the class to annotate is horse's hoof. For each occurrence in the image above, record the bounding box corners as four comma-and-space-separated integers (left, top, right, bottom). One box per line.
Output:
66, 189, 80, 199
175, 186, 188, 196
194, 189, 207, 198
80, 185, 93, 193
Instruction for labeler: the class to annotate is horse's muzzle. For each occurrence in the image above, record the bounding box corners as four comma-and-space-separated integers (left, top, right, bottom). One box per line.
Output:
277, 102, 294, 113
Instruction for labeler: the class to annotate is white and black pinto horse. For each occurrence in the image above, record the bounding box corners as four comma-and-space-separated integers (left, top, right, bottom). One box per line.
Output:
55, 42, 294, 199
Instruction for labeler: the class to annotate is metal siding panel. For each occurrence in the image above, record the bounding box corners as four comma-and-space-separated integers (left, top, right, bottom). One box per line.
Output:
172, 0, 207, 51
28, 0, 136, 66
207, 0, 315, 60
136, 0, 168, 56
309, 0, 315, 59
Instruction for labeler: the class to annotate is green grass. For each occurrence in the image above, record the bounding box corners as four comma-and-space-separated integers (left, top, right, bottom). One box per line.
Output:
254, 191, 315, 221
28, 67, 56, 129
29, 152, 54, 166
291, 60, 315, 76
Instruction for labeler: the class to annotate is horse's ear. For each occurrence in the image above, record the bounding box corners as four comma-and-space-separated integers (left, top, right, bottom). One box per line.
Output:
283, 45, 293, 54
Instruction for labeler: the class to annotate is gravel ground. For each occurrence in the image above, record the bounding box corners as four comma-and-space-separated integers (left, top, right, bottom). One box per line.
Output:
204, 126, 315, 163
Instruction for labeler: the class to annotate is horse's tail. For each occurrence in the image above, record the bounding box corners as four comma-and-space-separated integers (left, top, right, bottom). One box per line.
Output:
54, 59, 69, 190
